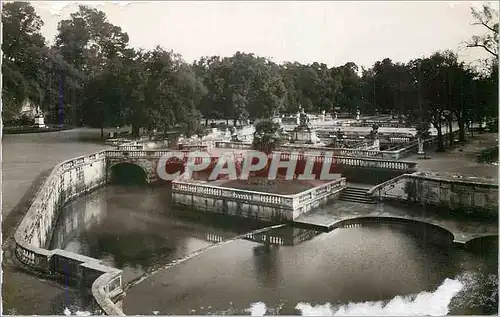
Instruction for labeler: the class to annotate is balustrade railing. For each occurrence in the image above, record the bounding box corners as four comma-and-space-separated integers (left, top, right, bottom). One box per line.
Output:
214, 141, 252, 149
173, 176, 346, 211
173, 181, 295, 208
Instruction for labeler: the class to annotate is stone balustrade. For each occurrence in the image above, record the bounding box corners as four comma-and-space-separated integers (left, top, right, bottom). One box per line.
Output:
389, 137, 412, 143
117, 144, 145, 151
105, 150, 174, 158
214, 141, 252, 149
172, 182, 295, 208
213, 141, 419, 161
13, 151, 125, 315
178, 144, 209, 151
172, 177, 346, 221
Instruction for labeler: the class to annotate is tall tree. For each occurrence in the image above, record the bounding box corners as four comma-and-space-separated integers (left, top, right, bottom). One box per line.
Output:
55, 5, 129, 125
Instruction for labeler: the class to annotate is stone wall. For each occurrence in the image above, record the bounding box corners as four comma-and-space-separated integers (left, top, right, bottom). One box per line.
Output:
172, 178, 346, 221
369, 172, 499, 214
13, 151, 125, 315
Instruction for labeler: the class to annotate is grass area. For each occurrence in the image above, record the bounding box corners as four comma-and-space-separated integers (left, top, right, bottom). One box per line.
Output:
476, 146, 499, 164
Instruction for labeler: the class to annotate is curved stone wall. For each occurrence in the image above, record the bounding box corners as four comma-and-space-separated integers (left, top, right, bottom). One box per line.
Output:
330, 216, 456, 246
13, 150, 125, 315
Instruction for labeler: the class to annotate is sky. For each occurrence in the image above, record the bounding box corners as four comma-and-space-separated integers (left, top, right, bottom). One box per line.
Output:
30, 1, 498, 68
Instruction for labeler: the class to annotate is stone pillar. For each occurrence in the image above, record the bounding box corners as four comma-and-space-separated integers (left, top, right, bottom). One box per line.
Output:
296, 111, 300, 125
373, 138, 380, 151
418, 137, 425, 159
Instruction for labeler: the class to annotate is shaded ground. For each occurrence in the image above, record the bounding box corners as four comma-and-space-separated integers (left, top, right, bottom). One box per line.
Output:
406, 133, 498, 180
295, 200, 498, 243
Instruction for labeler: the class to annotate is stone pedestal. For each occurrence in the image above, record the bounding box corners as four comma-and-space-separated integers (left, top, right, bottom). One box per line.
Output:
34, 115, 45, 128
292, 128, 320, 144
417, 137, 426, 159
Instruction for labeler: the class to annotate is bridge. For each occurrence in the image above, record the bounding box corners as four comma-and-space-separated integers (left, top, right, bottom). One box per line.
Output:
105, 148, 418, 184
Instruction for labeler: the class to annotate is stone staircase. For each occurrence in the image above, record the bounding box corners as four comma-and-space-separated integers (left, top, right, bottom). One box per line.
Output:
339, 186, 376, 204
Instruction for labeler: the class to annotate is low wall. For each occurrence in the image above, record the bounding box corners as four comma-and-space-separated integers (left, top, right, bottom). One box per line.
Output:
368, 172, 499, 215
172, 178, 346, 221
13, 151, 125, 315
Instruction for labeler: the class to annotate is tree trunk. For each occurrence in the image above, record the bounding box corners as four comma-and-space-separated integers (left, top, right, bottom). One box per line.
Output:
436, 124, 445, 152
469, 119, 474, 137
132, 125, 140, 137
226, 119, 229, 125
205, 118, 208, 126
100, 126, 104, 140
233, 118, 237, 127
447, 119, 453, 147
458, 116, 466, 143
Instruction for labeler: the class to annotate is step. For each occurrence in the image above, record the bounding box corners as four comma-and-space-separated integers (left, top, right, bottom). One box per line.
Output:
340, 191, 371, 198
344, 187, 369, 193
339, 187, 376, 204
339, 195, 374, 201
338, 197, 377, 204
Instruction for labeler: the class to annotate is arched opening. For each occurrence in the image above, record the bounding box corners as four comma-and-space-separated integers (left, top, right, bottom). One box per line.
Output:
110, 163, 147, 185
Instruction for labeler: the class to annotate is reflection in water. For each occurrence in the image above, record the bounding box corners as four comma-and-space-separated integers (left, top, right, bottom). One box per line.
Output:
50, 185, 275, 284
123, 227, 497, 315
51, 185, 498, 316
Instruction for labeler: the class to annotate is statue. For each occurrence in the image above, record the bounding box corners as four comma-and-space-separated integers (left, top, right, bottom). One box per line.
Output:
298, 108, 311, 128
291, 108, 320, 144
34, 106, 45, 128
370, 124, 379, 138
230, 126, 240, 142
416, 122, 430, 159
356, 109, 360, 121
370, 124, 380, 150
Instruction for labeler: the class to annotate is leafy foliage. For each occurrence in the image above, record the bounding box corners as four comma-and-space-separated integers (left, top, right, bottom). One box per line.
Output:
252, 120, 285, 154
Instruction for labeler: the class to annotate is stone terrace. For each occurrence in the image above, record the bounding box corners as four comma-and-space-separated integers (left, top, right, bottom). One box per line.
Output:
406, 133, 498, 180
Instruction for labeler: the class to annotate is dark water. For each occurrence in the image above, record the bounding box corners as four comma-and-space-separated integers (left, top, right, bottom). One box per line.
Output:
51, 185, 498, 316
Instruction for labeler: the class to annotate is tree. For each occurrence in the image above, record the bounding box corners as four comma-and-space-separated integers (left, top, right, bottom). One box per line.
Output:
252, 119, 285, 154
334, 62, 363, 114
467, 4, 499, 59
55, 5, 129, 125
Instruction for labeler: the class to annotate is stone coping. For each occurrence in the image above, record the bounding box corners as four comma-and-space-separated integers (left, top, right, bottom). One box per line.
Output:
368, 171, 499, 197
411, 171, 499, 187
